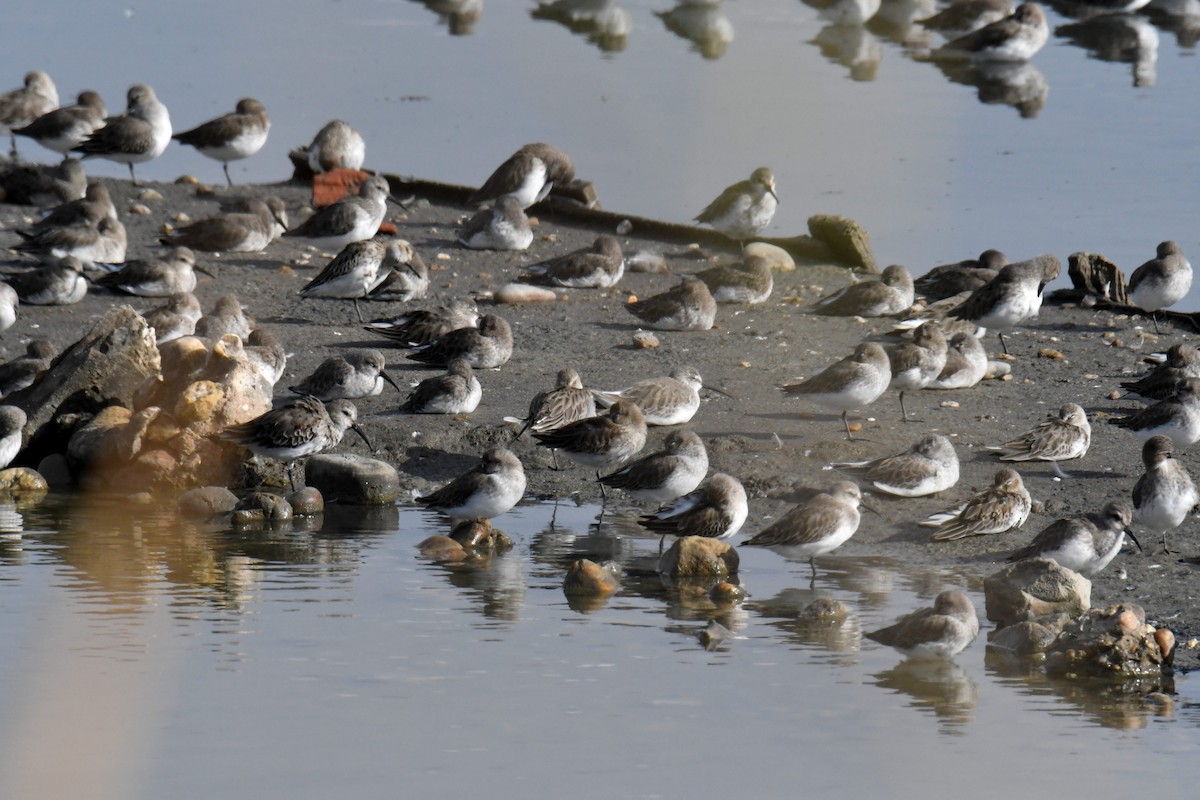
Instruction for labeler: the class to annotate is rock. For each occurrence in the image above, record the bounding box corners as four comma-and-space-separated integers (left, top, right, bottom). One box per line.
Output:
178, 486, 239, 519
986, 620, 1059, 656
710, 581, 746, 603
658, 535, 739, 578
699, 618, 733, 650
36, 454, 71, 491
983, 558, 1091, 628
563, 558, 620, 596
797, 597, 849, 626
232, 491, 293, 524
806, 214, 878, 273
286, 487, 324, 515
449, 518, 514, 552
417, 534, 468, 561
1044, 603, 1173, 682
495, 282, 557, 304
627, 250, 668, 273
632, 330, 660, 349
0, 467, 48, 497
305, 454, 401, 504
743, 242, 796, 272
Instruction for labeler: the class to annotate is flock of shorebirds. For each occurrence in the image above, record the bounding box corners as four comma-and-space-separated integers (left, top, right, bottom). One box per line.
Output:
0, 63, 1194, 657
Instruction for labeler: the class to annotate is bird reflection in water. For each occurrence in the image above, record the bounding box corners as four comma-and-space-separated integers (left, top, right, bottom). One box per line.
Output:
871, 659, 980, 730
531, 0, 631, 52
656, 1, 736, 59
1056, 13, 1160, 86
933, 59, 1049, 117
413, 0, 483, 35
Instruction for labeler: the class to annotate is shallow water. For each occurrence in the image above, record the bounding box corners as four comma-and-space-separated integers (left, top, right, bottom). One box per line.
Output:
5, 0, 1200, 304
0, 496, 1195, 799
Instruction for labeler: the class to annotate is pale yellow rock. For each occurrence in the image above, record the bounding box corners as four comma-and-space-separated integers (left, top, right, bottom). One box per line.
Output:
744, 241, 796, 272
495, 282, 557, 304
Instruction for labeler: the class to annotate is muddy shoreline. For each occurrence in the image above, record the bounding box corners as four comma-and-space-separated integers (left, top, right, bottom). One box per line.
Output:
2, 174, 1198, 643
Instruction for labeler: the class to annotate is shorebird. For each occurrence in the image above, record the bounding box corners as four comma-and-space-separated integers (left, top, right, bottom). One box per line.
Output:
1007, 500, 1139, 577
457, 196, 533, 251
781, 341, 892, 440
1132, 435, 1198, 552
245, 329, 287, 387
290, 349, 399, 401
928, 331, 989, 390
918, 0, 1014, 34
221, 396, 371, 488
366, 243, 429, 302
864, 590, 980, 659
948, 254, 1060, 354
0, 158, 86, 205
416, 447, 526, 520
600, 428, 709, 505
363, 299, 479, 346
0, 71, 58, 158
4, 256, 87, 305
0, 406, 26, 470
1110, 377, 1200, 450
626, 275, 716, 331
520, 235, 624, 288
591, 365, 725, 426
172, 98, 270, 186
12, 214, 127, 267
406, 314, 513, 369
923, 468, 1031, 540
809, 264, 915, 316
27, 181, 116, 234
72, 84, 172, 185
297, 119, 365, 173
144, 293, 202, 343
1120, 343, 1200, 402
638, 472, 748, 545
533, 399, 648, 493
1127, 241, 1192, 334
696, 254, 774, 304
914, 249, 1007, 301
12, 89, 105, 159
990, 402, 1091, 478
299, 238, 414, 321
95, 246, 205, 297
887, 320, 948, 421
401, 358, 482, 414
469, 142, 575, 209
0, 284, 17, 333
694, 167, 778, 241
934, 2, 1050, 61
742, 481, 864, 577
195, 294, 255, 340
832, 433, 960, 497
0, 340, 56, 397
163, 197, 288, 253
283, 175, 395, 252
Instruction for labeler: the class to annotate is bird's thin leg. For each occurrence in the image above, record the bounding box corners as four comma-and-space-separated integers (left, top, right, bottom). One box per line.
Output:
842, 410, 853, 441
224, 162, 234, 188
899, 391, 909, 422
354, 298, 364, 323
1051, 460, 1069, 480
998, 331, 1009, 355
128, 163, 139, 186
596, 471, 607, 502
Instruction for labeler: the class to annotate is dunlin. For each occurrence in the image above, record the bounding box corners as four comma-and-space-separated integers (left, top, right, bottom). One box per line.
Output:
29, 181, 116, 234
1007, 500, 1138, 576
1110, 377, 1200, 449
833, 433, 960, 497
781, 341, 892, 440
0, 284, 17, 333
991, 402, 1091, 478
401, 358, 482, 414
929, 331, 988, 390
172, 98, 270, 186
520, 235, 624, 288
1127, 241, 1191, 333
457, 196, 533, 251
696, 254, 774, 304
291, 349, 399, 401
742, 481, 863, 575
694, 167, 778, 240
363, 299, 479, 346
887, 320, 948, 421
163, 196, 288, 253
809, 264, 915, 316
95, 246, 203, 297
4, 256, 87, 305
918, 0, 1014, 34
245, 329, 286, 386
924, 467, 1031, 540
639, 472, 748, 542
13, 90, 105, 159
0, 406, 26, 470
13, 214, 127, 267
865, 590, 980, 658
416, 447, 526, 520
533, 399, 648, 488
195, 294, 255, 340
505, 367, 597, 439
934, 2, 1050, 60
1121, 343, 1200, 402
914, 249, 1006, 301
0, 158, 86, 205
948, 254, 1060, 354
0, 71, 58, 158
283, 174, 394, 251
1132, 435, 1198, 552
300, 238, 405, 321
625, 275, 717, 331
299, 119, 365, 173
406, 314, 513, 369
0, 340, 55, 397
591, 365, 720, 426
73, 84, 172, 185
366, 242, 429, 302
600, 428, 709, 504
469, 142, 575, 209
144, 293, 202, 344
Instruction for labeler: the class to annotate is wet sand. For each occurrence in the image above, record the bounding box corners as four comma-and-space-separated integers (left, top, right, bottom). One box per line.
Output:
2, 175, 1198, 642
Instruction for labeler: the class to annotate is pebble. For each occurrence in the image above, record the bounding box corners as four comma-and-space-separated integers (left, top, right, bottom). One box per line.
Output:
495, 282, 557, 304
306, 454, 401, 504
